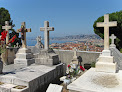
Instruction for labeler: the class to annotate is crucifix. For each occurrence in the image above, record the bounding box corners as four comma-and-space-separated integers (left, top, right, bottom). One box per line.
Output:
40, 21, 54, 50
110, 34, 116, 45
2, 21, 12, 44
17, 22, 31, 48
96, 14, 117, 50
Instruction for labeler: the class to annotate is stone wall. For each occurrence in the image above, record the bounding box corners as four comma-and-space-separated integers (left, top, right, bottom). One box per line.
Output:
54, 49, 101, 66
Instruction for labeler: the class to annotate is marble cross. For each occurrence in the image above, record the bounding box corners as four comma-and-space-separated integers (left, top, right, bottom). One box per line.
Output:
16, 42, 19, 47
40, 21, 54, 50
2, 21, 12, 44
110, 34, 116, 44
96, 14, 117, 50
17, 22, 31, 48
73, 47, 77, 59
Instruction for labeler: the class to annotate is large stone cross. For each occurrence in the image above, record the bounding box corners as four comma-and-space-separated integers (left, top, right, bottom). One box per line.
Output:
17, 22, 31, 48
96, 14, 117, 50
40, 21, 54, 50
2, 21, 12, 44
110, 34, 116, 44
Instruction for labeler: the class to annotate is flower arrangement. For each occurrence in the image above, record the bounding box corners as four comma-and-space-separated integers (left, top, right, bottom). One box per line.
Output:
66, 64, 85, 79
0, 30, 16, 54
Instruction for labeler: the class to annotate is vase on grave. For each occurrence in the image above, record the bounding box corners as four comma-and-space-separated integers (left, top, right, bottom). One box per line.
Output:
63, 78, 71, 85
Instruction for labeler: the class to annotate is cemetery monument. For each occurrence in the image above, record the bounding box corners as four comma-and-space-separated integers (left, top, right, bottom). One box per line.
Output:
14, 22, 35, 66
67, 14, 122, 92
35, 21, 60, 65
95, 14, 117, 73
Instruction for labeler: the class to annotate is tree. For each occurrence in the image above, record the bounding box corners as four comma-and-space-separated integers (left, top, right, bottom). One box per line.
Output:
0, 7, 21, 46
93, 10, 122, 51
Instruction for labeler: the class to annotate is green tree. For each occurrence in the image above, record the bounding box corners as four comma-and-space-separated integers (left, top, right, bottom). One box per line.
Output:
93, 10, 122, 50
0, 7, 21, 46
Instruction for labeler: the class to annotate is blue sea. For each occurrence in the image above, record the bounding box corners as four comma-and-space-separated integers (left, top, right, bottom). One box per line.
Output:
27, 40, 74, 46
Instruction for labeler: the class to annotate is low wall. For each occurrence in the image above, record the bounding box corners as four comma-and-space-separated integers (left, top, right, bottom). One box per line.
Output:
54, 49, 101, 66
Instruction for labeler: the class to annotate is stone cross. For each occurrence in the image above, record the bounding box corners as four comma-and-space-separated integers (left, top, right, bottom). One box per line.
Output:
73, 47, 77, 59
16, 42, 19, 47
40, 21, 54, 50
2, 21, 12, 44
110, 34, 116, 44
17, 22, 31, 48
96, 14, 117, 50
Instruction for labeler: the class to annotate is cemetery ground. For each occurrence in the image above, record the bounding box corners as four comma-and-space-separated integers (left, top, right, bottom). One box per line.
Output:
0, 14, 122, 92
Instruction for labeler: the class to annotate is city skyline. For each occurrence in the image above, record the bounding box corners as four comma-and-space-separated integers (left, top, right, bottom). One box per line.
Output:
0, 0, 122, 38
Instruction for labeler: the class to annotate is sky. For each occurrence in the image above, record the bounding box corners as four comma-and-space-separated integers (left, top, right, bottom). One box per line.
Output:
0, 0, 122, 38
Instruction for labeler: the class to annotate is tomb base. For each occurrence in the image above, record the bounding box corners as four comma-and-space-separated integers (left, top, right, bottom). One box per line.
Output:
110, 44, 116, 48
14, 48, 35, 66
96, 55, 116, 73
35, 49, 60, 65
101, 50, 111, 56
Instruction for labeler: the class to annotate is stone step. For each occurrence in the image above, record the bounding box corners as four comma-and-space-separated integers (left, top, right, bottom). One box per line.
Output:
98, 56, 114, 63
16, 53, 34, 59
96, 62, 116, 73
14, 59, 35, 66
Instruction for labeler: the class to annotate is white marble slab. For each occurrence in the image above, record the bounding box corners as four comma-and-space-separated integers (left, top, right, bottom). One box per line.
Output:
67, 68, 122, 92
46, 84, 63, 92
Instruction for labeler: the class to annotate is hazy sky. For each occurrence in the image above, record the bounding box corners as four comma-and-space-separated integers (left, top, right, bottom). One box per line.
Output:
0, 0, 122, 38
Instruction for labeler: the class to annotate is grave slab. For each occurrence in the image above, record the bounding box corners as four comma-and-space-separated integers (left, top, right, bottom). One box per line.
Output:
67, 68, 122, 92
46, 84, 63, 92
0, 63, 64, 92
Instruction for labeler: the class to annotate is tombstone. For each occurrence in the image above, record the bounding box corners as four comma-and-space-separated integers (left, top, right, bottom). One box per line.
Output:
110, 34, 116, 48
35, 21, 59, 65
71, 47, 78, 64
14, 22, 34, 66
2, 21, 12, 45
1, 21, 12, 64
95, 14, 117, 73
40, 21, 54, 50
35, 36, 43, 49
